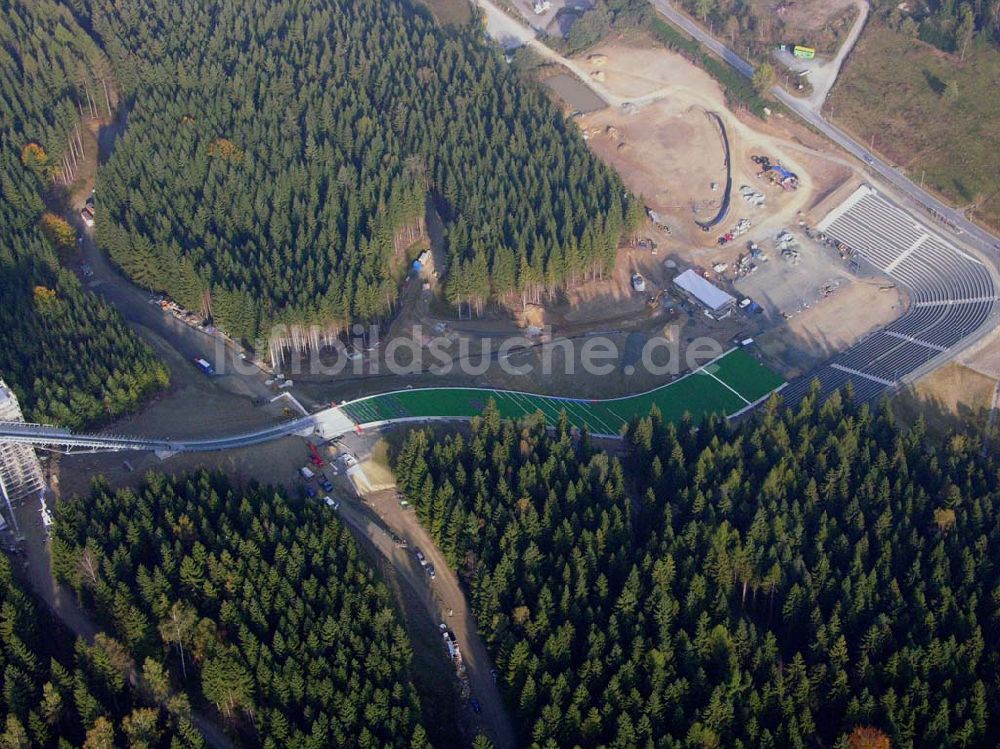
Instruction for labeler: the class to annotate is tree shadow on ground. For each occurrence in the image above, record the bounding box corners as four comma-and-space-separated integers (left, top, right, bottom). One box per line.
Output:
889, 383, 994, 444
922, 69, 946, 95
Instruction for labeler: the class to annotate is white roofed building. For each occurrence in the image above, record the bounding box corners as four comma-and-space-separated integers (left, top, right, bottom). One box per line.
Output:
673, 269, 736, 314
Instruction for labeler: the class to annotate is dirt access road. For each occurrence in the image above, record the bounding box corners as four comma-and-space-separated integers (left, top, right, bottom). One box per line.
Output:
332, 429, 515, 748
75, 224, 281, 406
69, 116, 288, 412
333, 483, 517, 749
773, 0, 869, 111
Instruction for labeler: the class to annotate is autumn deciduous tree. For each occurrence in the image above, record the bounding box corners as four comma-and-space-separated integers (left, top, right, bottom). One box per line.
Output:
33, 285, 58, 311
0, 0, 168, 430
39, 213, 76, 252
206, 138, 243, 162
846, 726, 892, 749
82, 717, 115, 749
20, 142, 48, 170
752, 62, 776, 95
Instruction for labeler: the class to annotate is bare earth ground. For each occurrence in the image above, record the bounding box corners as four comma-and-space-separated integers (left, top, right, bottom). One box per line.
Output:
751, 274, 902, 376
338, 427, 517, 749
67, 120, 104, 205
416, 0, 473, 25
893, 362, 999, 436
360, 484, 515, 749
550, 42, 893, 378
959, 326, 1000, 381
288, 38, 893, 398
572, 43, 826, 246
543, 73, 607, 112
772, 0, 868, 109
777, 0, 857, 41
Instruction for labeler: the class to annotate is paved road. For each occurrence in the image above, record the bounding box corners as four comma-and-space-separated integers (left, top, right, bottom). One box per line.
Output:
798, 0, 868, 111
648, 0, 1000, 256
772, 0, 868, 112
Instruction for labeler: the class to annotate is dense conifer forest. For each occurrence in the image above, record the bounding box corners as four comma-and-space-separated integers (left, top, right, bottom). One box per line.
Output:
51, 471, 429, 748
395, 393, 1000, 747
0, 0, 168, 427
0, 554, 206, 747
84, 0, 638, 352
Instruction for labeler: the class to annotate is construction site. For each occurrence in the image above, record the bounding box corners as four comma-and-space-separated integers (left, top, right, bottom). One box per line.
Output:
272, 34, 895, 402
522, 38, 917, 380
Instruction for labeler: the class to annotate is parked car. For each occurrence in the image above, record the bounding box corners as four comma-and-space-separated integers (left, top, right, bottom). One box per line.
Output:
469, 698, 481, 714
320, 479, 334, 492
304, 485, 317, 498
426, 565, 436, 580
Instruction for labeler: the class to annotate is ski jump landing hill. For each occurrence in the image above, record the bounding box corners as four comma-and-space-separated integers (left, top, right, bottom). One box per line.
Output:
0, 348, 784, 454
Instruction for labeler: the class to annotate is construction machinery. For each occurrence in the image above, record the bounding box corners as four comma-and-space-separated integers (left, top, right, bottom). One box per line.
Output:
647, 289, 667, 309
719, 218, 751, 245
740, 185, 765, 206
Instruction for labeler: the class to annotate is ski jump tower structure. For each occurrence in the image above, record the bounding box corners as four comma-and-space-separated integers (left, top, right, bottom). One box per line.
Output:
0, 379, 45, 530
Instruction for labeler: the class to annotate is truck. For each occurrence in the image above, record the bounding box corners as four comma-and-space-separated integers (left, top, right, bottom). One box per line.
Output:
411, 250, 431, 273
441, 627, 460, 659
193, 358, 215, 376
